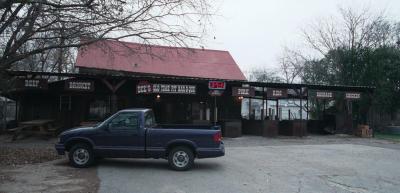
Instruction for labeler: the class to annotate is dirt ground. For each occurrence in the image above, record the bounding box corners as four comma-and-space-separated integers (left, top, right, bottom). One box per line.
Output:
0, 160, 98, 193
0, 134, 99, 193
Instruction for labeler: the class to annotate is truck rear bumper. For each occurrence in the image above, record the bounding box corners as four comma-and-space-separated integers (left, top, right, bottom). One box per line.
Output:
55, 143, 65, 155
197, 143, 225, 158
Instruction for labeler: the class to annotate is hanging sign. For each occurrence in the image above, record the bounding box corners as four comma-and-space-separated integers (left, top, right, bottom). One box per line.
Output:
266, 89, 288, 98
136, 81, 152, 94
65, 80, 94, 92
345, 92, 361, 100
209, 90, 224, 96
16, 79, 48, 89
208, 81, 226, 90
137, 83, 196, 94
232, 87, 255, 97
316, 91, 334, 99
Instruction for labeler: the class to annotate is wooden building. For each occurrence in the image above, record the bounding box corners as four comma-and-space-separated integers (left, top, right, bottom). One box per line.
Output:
7, 40, 246, 133
5, 40, 374, 137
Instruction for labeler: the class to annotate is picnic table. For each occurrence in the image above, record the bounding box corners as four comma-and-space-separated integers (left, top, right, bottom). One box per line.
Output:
9, 119, 58, 141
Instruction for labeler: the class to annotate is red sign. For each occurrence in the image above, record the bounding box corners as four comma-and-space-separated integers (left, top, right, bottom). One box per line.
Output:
208, 81, 226, 90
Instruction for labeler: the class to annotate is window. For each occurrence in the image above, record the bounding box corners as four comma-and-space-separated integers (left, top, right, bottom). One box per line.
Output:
88, 98, 111, 121
59, 95, 71, 111
144, 111, 156, 127
109, 112, 139, 130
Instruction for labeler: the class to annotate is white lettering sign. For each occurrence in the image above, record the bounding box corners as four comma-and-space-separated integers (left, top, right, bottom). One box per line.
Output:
66, 81, 93, 91
345, 93, 361, 99
137, 83, 196, 94
238, 88, 250, 95
24, 79, 40, 88
272, 90, 283, 97
316, 91, 333, 98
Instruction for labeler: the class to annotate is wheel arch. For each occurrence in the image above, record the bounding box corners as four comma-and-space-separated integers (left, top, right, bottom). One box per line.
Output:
165, 139, 197, 157
65, 137, 94, 152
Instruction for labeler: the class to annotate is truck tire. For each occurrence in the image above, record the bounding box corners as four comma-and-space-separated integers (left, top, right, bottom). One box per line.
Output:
68, 143, 94, 168
168, 146, 194, 171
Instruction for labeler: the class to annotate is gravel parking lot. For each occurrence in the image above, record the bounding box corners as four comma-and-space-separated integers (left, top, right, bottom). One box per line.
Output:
98, 136, 400, 193
1, 135, 400, 193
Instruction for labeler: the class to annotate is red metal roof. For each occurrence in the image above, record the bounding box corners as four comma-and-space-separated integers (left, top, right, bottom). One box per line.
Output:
75, 40, 246, 81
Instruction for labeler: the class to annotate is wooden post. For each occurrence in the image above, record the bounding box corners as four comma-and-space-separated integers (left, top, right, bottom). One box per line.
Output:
300, 88, 303, 121
15, 99, 19, 123
1, 98, 6, 132
102, 79, 126, 113
300, 87, 303, 137
214, 96, 217, 125
276, 99, 279, 120
248, 97, 252, 120
261, 87, 265, 120
265, 91, 268, 120
306, 89, 309, 120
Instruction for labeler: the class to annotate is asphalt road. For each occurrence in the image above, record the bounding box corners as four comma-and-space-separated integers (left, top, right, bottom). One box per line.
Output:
97, 142, 400, 193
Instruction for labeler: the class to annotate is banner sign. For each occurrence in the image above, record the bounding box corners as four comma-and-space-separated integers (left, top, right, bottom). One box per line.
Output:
16, 79, 48, 89
137, 83, 196, 94
232, 87, 255, 97
316, 91, 334, 99
266, 89, 288, 98
345, 92, 361, 100
65, 80, 94, 92
208, 81, 226, 90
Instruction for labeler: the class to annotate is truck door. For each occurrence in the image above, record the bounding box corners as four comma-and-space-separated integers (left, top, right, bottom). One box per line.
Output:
95, 112, 145, 158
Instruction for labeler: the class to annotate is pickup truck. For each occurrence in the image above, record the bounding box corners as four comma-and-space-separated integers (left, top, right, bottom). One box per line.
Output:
55, 108, 224, 171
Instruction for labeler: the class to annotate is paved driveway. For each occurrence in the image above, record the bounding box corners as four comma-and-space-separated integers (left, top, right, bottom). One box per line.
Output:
97, 138, 400, 193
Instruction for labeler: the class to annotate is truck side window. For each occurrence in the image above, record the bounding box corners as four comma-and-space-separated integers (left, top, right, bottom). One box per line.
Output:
109, 112, 139, 130
144, 112, 156, 127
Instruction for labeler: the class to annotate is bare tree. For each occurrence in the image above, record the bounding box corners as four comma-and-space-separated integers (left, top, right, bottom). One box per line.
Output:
0, 0, 212, 73
278, 46, 306, 84
248, 67, 283, 83
302, 7, 395, 57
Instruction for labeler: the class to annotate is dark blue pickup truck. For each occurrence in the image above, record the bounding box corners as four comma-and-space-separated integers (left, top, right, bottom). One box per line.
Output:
55, 108, 224, 170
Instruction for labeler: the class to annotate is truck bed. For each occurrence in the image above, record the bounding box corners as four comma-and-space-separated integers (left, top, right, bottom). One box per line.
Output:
145, 127, 223, 158
155, 124, 220, 130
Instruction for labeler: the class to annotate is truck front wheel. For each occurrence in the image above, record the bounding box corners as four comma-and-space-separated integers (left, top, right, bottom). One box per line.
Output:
68, 143, 94, 168
168, 146, 194, 171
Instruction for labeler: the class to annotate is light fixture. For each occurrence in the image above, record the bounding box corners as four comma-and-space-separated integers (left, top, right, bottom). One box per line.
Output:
238, 96, 244, 100
156, 94, 161, 99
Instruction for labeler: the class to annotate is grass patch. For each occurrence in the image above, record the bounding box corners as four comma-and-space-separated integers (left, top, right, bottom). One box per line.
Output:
374, 132, 400, 142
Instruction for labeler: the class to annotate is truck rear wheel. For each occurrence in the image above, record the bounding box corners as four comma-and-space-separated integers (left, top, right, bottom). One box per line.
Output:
68, 143, 94, 168
168, 146, 194, 171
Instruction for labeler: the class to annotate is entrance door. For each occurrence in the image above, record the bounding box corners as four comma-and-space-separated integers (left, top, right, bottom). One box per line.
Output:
93, 111, 145, 158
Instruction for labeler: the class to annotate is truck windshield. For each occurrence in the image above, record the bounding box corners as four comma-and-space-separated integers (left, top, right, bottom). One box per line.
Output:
144, 111, 156, 127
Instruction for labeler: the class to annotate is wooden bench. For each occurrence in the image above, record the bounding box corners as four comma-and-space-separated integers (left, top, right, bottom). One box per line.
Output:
8, 125, 33, 141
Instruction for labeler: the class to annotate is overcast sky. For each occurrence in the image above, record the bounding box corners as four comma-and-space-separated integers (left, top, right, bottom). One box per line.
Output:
205, 0, 400, 75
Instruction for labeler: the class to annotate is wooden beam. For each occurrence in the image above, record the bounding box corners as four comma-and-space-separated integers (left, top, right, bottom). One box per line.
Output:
102, 79, 126, 93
